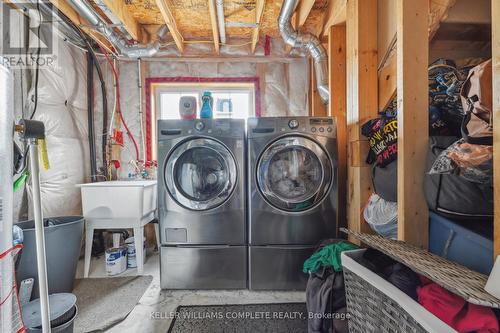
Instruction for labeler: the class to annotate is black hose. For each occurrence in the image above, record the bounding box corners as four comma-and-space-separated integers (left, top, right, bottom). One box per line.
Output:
85, 42, 109, 174
87, 52, 97, 182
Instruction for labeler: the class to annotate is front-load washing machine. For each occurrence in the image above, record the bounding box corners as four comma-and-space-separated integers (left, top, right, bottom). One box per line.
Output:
158, 119, 246, 289
247, 117, 338, 290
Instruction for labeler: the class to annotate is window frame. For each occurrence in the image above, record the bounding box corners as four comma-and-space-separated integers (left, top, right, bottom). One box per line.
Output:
145, 77, 261, 163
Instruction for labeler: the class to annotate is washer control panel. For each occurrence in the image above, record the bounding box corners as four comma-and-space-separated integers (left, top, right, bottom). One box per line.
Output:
159, 119, 245, 139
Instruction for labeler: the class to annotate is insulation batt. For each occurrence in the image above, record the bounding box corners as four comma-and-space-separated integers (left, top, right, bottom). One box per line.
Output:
27, 29, 90, 217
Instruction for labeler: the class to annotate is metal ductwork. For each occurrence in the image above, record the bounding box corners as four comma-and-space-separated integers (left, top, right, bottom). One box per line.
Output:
66, 0, 168, 58
216, 0, 227, 44
278, 0, 329, 104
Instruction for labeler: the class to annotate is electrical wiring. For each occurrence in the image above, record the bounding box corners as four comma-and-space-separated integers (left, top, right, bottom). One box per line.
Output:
96, 44, 140, 162
29, 0, 42, 120
107, 58, 118, 138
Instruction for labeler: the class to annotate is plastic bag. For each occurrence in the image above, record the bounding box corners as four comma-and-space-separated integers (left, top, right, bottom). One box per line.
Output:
429, 139, 492, 184
363, 193, 398, 239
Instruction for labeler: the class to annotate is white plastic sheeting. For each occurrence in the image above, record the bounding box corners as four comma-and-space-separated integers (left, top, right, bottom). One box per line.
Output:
26, 33, 90, 217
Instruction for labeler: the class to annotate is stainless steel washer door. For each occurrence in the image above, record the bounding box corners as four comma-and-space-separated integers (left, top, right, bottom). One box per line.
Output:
165, 138, 237, 210
257, 136, 332, 212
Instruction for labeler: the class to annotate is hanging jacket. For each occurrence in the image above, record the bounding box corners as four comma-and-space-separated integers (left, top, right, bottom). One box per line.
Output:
306, 266, 348, 333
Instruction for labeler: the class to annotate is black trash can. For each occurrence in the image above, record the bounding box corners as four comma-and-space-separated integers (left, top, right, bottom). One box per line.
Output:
16, 216, 84, 299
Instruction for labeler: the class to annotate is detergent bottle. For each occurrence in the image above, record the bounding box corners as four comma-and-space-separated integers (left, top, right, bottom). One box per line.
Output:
200, 91, 214, 119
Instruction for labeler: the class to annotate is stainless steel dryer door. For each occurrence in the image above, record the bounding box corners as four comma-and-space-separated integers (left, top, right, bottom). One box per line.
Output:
165, 138, 237, 211
257, 136, 332, 212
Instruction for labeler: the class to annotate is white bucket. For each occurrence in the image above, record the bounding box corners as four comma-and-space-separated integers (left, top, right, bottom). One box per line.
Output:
125, 237, 146, 268
105, 246, 127, 276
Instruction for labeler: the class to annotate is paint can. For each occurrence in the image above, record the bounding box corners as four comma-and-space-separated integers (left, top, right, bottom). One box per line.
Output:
105, 246, 127, 276
125, 237, 146, 268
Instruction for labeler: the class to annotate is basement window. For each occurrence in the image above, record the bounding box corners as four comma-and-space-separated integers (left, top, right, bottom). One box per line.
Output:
155, 84, 256, 120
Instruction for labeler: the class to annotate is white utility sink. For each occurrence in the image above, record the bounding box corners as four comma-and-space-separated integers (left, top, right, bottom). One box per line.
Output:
77, 180, 159, 277
77, 180, 157, 221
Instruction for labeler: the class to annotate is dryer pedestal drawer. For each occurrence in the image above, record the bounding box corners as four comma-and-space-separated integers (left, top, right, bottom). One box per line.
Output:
160, 246, 247, 289
249, 246, 313, 290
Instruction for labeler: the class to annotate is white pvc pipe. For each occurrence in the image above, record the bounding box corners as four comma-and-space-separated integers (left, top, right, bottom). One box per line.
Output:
138, 59, 146, 163
216, 0, 227, 44
28, 140, 51, 333
0, 62, 14, 333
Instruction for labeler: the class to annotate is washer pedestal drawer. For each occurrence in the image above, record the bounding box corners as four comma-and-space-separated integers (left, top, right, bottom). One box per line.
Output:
160, 246, 247, 289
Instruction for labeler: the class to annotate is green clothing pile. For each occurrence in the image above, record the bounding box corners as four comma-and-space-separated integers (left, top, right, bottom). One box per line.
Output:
303, 241, 358, 273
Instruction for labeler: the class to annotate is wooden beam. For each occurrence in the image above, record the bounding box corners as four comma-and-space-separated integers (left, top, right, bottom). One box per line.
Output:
155, 0, 184, 53
492, 0, 500, 259
101, 0, 145, 43
309, 58, 327, 116
378, 46, 397, 111
329, 24, 347, 231
396, 0, 429, 248
346, 0, 378, 241
207, 0, 220, 54
296, 0, 315, 28
251, 0, 266, 54
256, 63, 266, 115
321, 0, 347, 36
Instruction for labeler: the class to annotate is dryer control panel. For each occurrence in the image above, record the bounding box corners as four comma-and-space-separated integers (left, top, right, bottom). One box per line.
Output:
248, 117, 336, 138
308, 118, 335, 135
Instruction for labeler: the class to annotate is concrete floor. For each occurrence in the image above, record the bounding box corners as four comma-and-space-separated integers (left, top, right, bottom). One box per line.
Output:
75, 249, 305, 333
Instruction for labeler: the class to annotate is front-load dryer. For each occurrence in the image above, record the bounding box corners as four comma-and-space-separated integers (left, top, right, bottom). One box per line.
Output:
158, 119, 246, 289
247, 117, 338, 290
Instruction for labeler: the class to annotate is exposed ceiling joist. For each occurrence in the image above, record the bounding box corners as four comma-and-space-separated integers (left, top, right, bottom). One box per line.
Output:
155, 0, 184, 53
251, 0, 266, 54
207, 0, 220, 54
101, 0, 145, 43
320, 0, 347, 36
296, 0, 315, 28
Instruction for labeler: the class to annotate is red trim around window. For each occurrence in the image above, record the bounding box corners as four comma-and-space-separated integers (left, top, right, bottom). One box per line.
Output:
145, 76, 261, 164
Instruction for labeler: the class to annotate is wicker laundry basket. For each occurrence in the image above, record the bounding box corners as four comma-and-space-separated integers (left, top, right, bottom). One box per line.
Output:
342, 249, 454, 333
340, 229, 500, 333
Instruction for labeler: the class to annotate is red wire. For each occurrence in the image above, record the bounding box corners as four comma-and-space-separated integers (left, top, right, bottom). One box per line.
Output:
96, 45, 140, 161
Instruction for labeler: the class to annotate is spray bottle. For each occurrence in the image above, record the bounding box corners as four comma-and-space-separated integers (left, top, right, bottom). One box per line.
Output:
200, 91, 214, 119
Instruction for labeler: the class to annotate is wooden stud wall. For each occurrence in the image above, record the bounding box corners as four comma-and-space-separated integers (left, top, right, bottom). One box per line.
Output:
493, 0, 499, 259
345, 0, 378, 240
396, 0, 429, 248
328, 24, 347, 231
